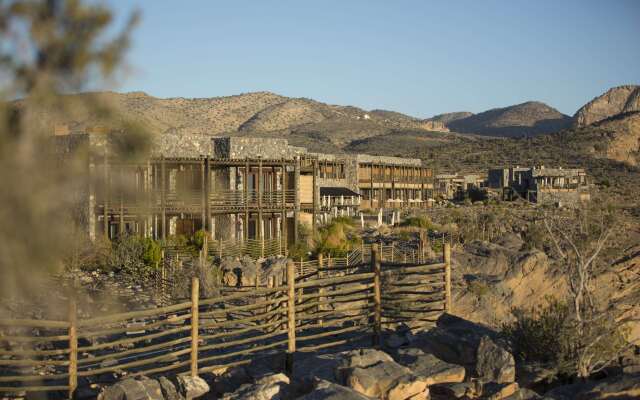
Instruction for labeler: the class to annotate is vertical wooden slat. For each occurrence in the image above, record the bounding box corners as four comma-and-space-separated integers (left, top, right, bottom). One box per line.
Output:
161, 155, 166, 240
317, 253, 324, 327
286, 260, 296, 374
103, 146, 109, 239
371, 245, 381, 347
68, 297, 78, 399
190, 277, 199, 377
293, 156, 300, 243
444, 242, 452, 313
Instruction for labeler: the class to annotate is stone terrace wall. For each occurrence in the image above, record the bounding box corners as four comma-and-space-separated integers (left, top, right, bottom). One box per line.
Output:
213, 137, 307, 159
355, 153, 422, 166
154, 133, 214, 157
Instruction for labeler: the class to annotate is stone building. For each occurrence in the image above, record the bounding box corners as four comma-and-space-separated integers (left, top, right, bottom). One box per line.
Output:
435, 173, 486, 200
488, 166, 590, 205
54, 132, 434, 254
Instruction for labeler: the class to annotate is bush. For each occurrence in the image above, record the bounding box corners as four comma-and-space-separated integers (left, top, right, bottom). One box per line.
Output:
502, 298, 627, 379
401, 216, 433, 229
107, 235, 162, 277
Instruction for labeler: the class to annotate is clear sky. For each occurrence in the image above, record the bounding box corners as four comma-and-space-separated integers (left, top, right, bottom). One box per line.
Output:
107, 0, 640, 118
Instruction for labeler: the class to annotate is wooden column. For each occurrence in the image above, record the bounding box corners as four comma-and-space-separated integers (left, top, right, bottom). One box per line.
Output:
103, 148, 109, 239
161, 156, 167, 240
119, 165, 124, 236
281, 161, 288, 256
444, 242, 452, 313
258, 160, 263, 256
286, 260, 296, 374
293, 157, 300, 243
244, 161, 249, 242
190, 277, 200, 377
370, 163, 374, 210
68, 296, 78, 399
201, 159, 206, 232
371, 245, 381, 347
206, 158, 211, 236
317, 253, 324, 327
312, 159, 318, 232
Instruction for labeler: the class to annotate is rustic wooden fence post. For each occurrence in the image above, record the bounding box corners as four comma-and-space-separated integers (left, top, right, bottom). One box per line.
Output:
444, 242, 452, 313
190, 277, 200, 377
286, 260, 296, 374
317, 253, 324, 327
68, 296, 78, 399
371, 245, 382, 347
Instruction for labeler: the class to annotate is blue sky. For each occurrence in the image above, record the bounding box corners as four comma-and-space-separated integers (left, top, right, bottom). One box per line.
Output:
107, 0, 640, 118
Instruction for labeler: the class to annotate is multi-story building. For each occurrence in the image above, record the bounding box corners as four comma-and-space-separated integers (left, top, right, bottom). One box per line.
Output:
488, 166, 590, 205
435, 173, 486, 200
54, 133, 434, 254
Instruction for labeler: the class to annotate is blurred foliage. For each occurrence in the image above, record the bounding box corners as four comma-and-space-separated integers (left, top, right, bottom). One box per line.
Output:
0, 0, 141, 297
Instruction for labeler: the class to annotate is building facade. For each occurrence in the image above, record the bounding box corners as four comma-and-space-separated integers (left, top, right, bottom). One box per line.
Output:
488, 166, 590, 205
55, 133, 434, 252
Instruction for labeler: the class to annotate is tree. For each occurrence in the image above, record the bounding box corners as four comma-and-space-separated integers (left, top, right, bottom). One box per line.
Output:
540, 203, 638, 378
0, 0, 140, 298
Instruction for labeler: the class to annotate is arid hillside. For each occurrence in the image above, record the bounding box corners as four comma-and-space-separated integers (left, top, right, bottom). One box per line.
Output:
445, 101, 573, 137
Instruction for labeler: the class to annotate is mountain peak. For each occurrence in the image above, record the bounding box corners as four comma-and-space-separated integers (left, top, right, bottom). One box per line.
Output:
573, 85, 640, 127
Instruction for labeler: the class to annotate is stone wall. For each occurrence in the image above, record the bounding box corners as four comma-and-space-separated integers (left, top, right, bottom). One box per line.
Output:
213, 137, 307, 159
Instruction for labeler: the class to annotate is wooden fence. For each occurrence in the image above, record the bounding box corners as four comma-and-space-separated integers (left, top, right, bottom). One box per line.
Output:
0, 244, 452, 397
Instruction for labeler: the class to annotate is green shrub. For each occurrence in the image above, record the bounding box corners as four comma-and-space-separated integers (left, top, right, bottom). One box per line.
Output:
190, 230, 208, 250
141, 237, 162, 267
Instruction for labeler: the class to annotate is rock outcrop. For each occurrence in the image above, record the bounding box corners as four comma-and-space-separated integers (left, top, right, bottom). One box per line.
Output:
573, 85, 640, 127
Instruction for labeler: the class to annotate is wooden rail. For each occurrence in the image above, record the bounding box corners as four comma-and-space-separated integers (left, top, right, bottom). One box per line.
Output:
0, 245, 451, 397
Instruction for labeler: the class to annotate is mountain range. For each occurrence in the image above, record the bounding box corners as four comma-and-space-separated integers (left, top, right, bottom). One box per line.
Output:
19, 84, 640, 166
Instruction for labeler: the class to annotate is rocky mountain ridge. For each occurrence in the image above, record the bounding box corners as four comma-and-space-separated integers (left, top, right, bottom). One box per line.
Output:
573, 85, 640, 127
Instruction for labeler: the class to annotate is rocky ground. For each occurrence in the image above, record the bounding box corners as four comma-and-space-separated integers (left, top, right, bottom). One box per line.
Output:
95, 314, 640, 400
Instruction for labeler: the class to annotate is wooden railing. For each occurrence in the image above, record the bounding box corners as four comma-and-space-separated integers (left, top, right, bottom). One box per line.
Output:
0, 245, 452, 397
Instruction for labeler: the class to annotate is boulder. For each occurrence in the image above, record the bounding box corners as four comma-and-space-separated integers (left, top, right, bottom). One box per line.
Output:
98, 377, 164, 400
504, 388, 542, 399
476, 336, 516, 384
430, 381, 478, 399
576, 372, 640, 399
293, 352, 344, 384
220, 373, 289, 400
158, 377, 182, 400
412, 314, 496, 367
210, 366, 252, 396
176, 375, 209, 399
344, 360, 410, 397
482, 382, 519, 400
297, 379, 371, 400
340, 350, 430, 400
394, 348, 465, 385
336, 349, 395, 383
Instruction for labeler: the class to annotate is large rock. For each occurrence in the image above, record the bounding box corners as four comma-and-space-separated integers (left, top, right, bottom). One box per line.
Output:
297, 379, 370, 400
336, 349, 395, 382
339, 349, 429, 399
394, 348, 465, 386
98, 377, 164, 400
176, 375, 209, 399
220, 373, 289, 400
158, 377, 182, 400
476, 336, 516, 384
412, 314, 497, 367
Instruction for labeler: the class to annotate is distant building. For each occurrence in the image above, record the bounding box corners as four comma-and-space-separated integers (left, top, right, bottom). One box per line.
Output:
488, 166, 590, 206
435, 173, 486, 200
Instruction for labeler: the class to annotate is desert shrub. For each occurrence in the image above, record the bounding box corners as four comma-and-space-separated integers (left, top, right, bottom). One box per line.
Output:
107, 235, 161, 277
314, 217, 360, 257
190, 230, 208, 250
289, 223, 312, 261
467, 280, 490, 298
397, 230, 412, 242
502, 298, 627, 379
522, 222, 546, 251
401, 215, 433, 229
141, 237, 162, 267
